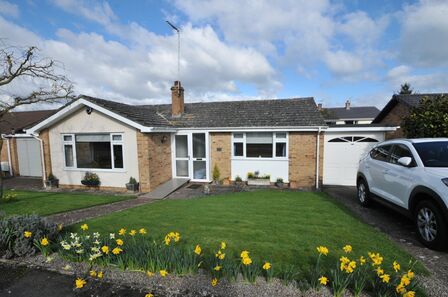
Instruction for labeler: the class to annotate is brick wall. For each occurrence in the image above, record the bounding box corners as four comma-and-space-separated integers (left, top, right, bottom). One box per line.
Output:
288, 132, 324, 189
0, 139, 8, 162
210, 132, 231, 182
9, 138, 20, 176
137, 132, 172, 192
377, 102, 410, 139
40, 129, 52, 179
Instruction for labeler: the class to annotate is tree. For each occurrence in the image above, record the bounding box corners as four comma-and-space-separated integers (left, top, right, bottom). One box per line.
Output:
402, 95, 448, 138
398, 83, 413, 95
0, 44, 74, 197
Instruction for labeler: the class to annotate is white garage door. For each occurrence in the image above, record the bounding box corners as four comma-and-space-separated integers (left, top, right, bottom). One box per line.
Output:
323, 133, 383, 186
17, 138, 42, 177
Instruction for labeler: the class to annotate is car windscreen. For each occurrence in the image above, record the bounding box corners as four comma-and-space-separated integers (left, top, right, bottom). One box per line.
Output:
413, 141, 448, 167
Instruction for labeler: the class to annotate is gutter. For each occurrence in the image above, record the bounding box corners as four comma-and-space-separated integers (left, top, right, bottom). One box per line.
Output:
1, 134, 13, 176
315, 127, 322, 190
31, 134, 47, 189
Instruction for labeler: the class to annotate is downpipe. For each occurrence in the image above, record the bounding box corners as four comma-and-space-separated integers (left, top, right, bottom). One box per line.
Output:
315, 127, 321, 190
31, 134, 47, 189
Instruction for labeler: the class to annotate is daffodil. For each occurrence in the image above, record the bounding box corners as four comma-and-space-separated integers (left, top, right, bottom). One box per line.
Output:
214, 265, 222, 271
393, 261, 401, 272
396, 283, 406, 294
139, 228, 147, 235
41, 237, 49, 246
368, 252, 383, 266
159, 270, 168, 277
145, 293, 154, 297
262, 262, 271, 270
401, 275, 411, 286
380, 274, 390, 283
129, 230, 137, 236
316, 246, 329, 256
240, 250, 249, 258
24, 231, 32, 238
343, 245, 352, 253
112, 247, 122, 255
80, 224, 88, 231
118, 228, 126, 236
407, 270, 415, 279
75, 278, 86, 289
375, 267, 384, 276
215, 250, 225, 260
220, 241, 226, 250
146, 271, 154, 277
403, 291, 415, 297
89, 270, 97, 277
101, 245, 109, 254
319, 276, 328, 285
242, 256, 252, 265
97, 271, 103, 279
116, 239, 124, 246
194, 245, 202, 255
211, 278, 218, 287
359, 256, 366, 265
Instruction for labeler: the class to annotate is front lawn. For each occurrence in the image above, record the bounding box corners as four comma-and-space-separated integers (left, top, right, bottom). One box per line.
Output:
77, 191, 421, 272
0, 190, 135, 216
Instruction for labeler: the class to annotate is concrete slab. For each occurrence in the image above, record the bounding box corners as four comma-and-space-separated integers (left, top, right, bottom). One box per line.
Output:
141, 178, 190, 200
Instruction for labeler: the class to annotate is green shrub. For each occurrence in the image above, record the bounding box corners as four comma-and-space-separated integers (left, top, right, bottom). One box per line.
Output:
212, 165, 220, 182
1, 192, 18, 203
0, 214, 59, 258
235, 175, 243, 182
128, 177, 138, 185
81, 172, 101, 187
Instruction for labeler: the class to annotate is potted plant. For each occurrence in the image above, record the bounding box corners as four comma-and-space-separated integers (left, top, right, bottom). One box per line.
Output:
126, 177, 139, 192
234, 175, 243, 185
247, 171, 271, 186
81, 172, 100, 188
46, 173, 59, 189
275, 178, 284, 188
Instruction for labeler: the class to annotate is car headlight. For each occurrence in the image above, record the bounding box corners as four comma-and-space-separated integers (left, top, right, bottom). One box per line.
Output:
442, 178, 448, 187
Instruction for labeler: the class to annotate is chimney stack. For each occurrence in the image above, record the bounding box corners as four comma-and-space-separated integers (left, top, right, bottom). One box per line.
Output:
317, 103, 323, 110
345, 100, 351, 110
171, 81, 184, 117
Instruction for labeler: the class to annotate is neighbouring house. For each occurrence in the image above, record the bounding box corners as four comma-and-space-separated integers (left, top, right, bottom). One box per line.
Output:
319, 100, 380, 125
372, 93, 446, 139
1, 110, 56, 177
26, 81, 396, 191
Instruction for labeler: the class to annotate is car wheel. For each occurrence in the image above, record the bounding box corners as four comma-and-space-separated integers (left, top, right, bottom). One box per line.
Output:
414, 200, 448, 250
357, 179, 371, 207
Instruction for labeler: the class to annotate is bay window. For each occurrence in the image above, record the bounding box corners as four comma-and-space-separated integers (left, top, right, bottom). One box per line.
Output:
62, 133, 124, 170
232, 132, 288, 158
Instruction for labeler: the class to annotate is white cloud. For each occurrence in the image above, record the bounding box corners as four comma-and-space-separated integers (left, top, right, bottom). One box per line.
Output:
387, 65, 448, 92
0, 0, 19, 18
324, 50, 364, 77
400, 0, 448, 67
338, 11, 389, 47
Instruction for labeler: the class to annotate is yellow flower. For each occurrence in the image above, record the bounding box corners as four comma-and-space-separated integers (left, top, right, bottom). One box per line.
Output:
211, 278, 218, 287
24, 231, 32, 238
396, 283, 406, 294
359, 256, 366, 265
164, 232, 180, 245
159, 270, 168, 277
146, 271, 154, 277
242, 256, 252, 265
164, 237, 171, 245
407, 270, 415, 280
393, 261, 401, 272
368, 252, 383, 266
375, 267, 384, 276
401, 275, 411, 286
57, 224, 63, 231
316, 246, 329, 256
116, 239, 124, 246
214, 265, 222, 271
112, 247, 122, 255
129, 230, 137, 236
380, 274, 390, 283
101, 245, 109, 254
80, 224, 88, 231
240, 250, 250, 258
403, 291, 415, 297
75, 278, 86, 289
118, 228, 126, 235
139, 228, 147, 235
343, 245, 352, 253
145, 293, 154, 297
41, 237, 49, 246
97, 271, 103, 279
215, 250, 225, 260
340, 256, 350, 264
262, 262, 271, 270
89, 270, 97, 277
194, 245, 202, 255
220, 241, 227, 250
319, 276, 328, 285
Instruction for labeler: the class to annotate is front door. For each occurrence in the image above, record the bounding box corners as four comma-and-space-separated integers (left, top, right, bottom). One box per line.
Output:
174, 132, 209, 181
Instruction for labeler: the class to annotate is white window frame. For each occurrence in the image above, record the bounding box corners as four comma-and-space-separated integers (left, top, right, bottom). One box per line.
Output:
61, 133, 125, 172
232, 132, 288, 159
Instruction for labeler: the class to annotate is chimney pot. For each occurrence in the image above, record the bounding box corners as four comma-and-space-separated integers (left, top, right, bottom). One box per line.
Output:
345, 100, 351, 110
317, 103, 323, 110
171, 81, 184, 117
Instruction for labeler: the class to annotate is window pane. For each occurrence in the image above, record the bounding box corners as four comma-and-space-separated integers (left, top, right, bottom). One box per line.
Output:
276, 132, 287, 139
63, 135, 72, 142
246, 143, 273, 157
175, 135, 188, 158
113, 145, 123, 168
76, 142, 112, 168
176, 160, 189, 177
64, 145, 74, 167
390, 144, 413, 165
246, 132, 273, 144
112, 135, 122, 141
233, 133, 244, 139
276, 143, 286, 157
234, 143, 243, 156
370, 145, 392, 162
193, 133, 206, 158
76, 134, 110, 142
193, 161, 206, 179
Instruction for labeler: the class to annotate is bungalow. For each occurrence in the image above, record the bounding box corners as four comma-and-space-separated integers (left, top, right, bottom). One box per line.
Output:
26, 81, 396, 191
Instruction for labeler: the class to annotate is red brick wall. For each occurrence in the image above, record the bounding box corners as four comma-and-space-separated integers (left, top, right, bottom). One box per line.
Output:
377, 102, 410, 139
210, 133, 231, 183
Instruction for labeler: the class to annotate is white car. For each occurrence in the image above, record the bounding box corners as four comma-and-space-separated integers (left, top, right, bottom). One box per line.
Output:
357, 138, 448, 250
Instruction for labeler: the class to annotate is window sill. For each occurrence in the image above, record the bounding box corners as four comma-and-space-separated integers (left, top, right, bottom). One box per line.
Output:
231, 158, 289, 161
63, 168, 127, 173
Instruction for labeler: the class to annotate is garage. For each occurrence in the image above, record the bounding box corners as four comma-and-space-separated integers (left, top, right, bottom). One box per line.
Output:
16, 137, 43, 177
323, 127, 393, 186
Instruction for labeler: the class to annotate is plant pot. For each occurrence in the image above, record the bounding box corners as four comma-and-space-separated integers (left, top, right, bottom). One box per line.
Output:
126, 183, 139, 192
275, 182, 284, 188
81, 180, 100, 187
247, 178, 270, 186
46, 179, 59, 189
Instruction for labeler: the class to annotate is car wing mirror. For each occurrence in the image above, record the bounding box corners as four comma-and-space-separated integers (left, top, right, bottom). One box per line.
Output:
398, 156, 412, 167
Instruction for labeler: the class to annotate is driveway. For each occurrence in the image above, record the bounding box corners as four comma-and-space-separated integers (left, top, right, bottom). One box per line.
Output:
324, 186, 448, 296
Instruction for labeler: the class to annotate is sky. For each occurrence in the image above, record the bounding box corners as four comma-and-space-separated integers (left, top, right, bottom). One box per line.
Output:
1, 0, 448, 109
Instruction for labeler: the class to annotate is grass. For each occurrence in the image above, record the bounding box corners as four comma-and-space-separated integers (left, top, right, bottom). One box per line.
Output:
76, 191, 423, 272
0, 190, 135, 216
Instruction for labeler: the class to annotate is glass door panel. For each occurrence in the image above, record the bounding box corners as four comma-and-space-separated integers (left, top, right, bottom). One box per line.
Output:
192, 133, 207, 180
175, 135, 189, 177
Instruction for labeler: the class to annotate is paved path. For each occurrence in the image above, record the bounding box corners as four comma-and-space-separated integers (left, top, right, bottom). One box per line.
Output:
3, 177, 43, 191
324, 186, 448, 296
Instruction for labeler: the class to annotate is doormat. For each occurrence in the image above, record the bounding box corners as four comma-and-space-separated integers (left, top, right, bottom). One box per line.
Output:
187, 184, 202, 189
